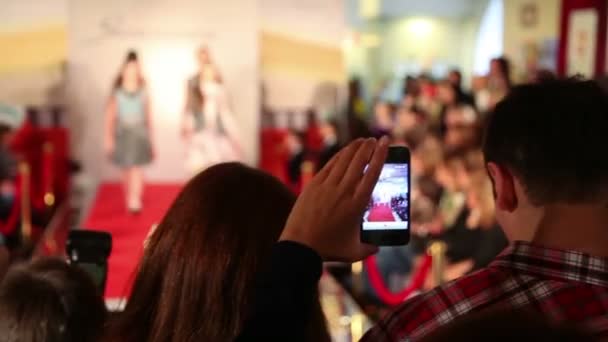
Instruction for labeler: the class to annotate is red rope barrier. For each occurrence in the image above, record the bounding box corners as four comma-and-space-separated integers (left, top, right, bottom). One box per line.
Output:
364, 254, 432, 306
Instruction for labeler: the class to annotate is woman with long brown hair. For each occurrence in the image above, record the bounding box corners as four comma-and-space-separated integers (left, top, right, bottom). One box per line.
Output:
108, 162, 330, 341
104, 50, 154, 213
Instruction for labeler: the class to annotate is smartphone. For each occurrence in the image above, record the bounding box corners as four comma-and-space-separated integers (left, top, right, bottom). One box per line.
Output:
66, 230, 112, 294
361, 146, 410, 245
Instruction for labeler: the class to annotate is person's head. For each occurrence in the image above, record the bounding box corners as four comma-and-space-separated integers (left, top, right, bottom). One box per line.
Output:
285, 129, 304, 155
448, 69, 463, 89
320, 119, 339, 145
444, 105, 480, 150
111, 163, 329, 342
0, 123, 14, 146
411, 134, 443, 177
196, 44, 212, 68
0, 258, 106, 342
437, 80, 458, 105
374, 101, 395, 128
483, 79, 608, 242
453, 149, 485, 190
113, 50, 145, 90
489, 56, 511, 86
404, 75, 421, 97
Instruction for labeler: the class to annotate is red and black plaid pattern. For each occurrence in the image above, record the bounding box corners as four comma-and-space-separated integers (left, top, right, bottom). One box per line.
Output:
362, 241, 608, 341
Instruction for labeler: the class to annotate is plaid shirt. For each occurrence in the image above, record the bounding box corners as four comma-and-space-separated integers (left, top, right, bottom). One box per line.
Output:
362, 241, 608, 341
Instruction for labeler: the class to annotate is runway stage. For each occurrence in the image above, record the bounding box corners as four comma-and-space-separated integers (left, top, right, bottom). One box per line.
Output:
83, 183, 182, 309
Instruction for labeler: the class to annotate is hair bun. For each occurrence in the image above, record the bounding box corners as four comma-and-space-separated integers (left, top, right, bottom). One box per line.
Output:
126, 50, 138, 61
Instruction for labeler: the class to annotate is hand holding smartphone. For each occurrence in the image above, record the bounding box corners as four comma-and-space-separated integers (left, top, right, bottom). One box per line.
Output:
66, 230, 112, 294
361, 146, 410, 245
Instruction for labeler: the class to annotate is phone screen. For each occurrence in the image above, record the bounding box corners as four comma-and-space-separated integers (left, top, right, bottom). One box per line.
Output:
362, 163, 409, 231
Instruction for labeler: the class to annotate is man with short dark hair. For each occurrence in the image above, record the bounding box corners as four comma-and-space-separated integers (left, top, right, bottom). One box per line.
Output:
237, 79, 608, 341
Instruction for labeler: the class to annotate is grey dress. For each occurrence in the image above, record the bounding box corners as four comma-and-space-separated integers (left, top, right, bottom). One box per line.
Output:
111, 89, 153, 167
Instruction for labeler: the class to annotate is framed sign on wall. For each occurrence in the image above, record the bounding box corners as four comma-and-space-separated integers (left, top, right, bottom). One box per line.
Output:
566, 8, 598, 77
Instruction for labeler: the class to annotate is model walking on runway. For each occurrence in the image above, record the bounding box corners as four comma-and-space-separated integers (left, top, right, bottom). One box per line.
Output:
104, 51, 154, 213
182, 46, 242, 174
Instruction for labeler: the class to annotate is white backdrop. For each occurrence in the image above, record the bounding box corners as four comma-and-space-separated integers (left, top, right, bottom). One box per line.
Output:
66, 0, 259, 182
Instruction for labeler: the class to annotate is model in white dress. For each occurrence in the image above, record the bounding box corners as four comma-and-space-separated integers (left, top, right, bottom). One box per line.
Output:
185, 65, 242, 174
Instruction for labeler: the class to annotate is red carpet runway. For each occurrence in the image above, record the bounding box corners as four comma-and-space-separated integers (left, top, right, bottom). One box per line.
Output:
83, 183, 182, 303
367, 203, 396, 221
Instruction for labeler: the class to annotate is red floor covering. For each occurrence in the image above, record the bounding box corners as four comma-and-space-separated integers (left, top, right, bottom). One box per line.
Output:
367, 203, 396, 222
82, 183, 182, 300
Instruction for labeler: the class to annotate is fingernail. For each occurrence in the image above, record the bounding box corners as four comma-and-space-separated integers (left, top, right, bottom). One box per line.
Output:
379, 135, 389, 146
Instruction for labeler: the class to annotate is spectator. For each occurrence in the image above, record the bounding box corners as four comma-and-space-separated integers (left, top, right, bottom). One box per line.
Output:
447, 68, 475, 106
371, 101, 395, 138
464, 173, 507, 270
443, 104, 481, 150
317, 120, 341, 170
436, 80, 472, 137
109, 163, 330, 342
487, 56, 512, 109
0, 258, 106, 342
285, 130, 305, 188
237, 79, 608, 341
0, 123, 17, 221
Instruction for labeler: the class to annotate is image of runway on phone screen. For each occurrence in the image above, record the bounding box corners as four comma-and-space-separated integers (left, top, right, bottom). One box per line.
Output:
362, 164, 409, 230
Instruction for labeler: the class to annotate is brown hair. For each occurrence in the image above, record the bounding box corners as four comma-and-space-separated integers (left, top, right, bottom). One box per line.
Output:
109, 163, 329, 342
113, 50, 146, 91
0, 258, 107, 342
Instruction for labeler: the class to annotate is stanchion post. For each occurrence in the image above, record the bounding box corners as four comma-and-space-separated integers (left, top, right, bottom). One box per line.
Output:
351, 261, 364, 295
428, 241, 447, 287
19, 162, 32, 243
43, 142, 55, 207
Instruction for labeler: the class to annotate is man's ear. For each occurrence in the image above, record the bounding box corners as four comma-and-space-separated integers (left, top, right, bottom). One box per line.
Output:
487, 162, 517, 212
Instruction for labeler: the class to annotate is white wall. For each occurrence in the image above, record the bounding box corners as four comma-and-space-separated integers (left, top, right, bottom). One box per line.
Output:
503, 0, 561, 80
260, 0, 345, 47
0, 0, 67, 29
366, 16, 481, 90
66, 0, 259, 182
258, 0, 346, 120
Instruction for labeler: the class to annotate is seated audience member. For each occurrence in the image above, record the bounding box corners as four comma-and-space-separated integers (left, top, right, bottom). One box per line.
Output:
394, 106, 428, 144
0, 258, 106, 342
237, 79, 608, 341
471, 76, 491, 114
371, 101, 395, 138
487, 56, 512, 110
285, 130, 305, 188
0, 123, 17, 220
410, 134, 443, 204
447, 68, 475, 106
109, 163, 330, 342
443, 104, 480, 150
464, 173, 507, 271
317, 120, 341, 170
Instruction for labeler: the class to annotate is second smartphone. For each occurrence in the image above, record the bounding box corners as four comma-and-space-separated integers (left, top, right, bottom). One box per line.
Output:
361, 145, 410, 245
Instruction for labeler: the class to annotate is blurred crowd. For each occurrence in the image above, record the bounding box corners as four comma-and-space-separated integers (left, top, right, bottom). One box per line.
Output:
315, 57, 538, 293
